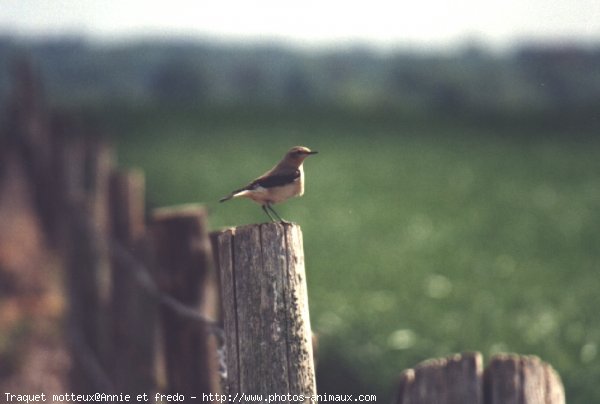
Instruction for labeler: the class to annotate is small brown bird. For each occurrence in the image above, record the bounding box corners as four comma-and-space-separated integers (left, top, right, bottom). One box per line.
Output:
220, 146, 318, 222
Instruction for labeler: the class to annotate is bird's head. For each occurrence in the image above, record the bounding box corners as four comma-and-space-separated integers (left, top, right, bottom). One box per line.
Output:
284, 146, 318, 166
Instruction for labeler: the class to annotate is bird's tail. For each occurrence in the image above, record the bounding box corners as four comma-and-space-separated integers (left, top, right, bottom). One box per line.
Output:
219, 194, 234, 203
220, 187, 249, 202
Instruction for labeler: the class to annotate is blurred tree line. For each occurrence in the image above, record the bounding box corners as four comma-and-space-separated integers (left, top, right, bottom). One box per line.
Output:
1, 35, 600, 124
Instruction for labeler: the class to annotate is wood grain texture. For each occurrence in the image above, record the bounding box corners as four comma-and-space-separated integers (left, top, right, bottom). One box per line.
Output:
485, 354, 520, 404
216, 228, 239, 395
395, 352, 564, 404
260, 223, 291, 395
396, 353, 482, 404
283, 224, 316, 398
543, 361, 566, 404
446, 352, 483, 403
215, 222, 316, 402
484, 354, 566, 404
232, 224, 264, 396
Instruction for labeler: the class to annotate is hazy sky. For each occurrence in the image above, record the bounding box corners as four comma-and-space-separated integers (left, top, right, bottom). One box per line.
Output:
2, 0, 600, 47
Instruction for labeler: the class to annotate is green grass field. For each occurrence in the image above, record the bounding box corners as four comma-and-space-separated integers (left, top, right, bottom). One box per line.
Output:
100, 106, 600, 403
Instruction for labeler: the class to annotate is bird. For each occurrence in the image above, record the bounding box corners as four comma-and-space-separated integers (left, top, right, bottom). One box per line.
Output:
219, 146, 318, 223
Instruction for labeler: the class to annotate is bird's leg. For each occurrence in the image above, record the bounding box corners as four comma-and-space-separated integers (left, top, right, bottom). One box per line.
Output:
267, 203, 290, 224
262, 205, 276, 222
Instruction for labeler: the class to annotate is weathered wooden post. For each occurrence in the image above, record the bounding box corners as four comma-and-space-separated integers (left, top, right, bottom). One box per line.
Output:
394, 352, 565, 404
49, 115, 78, 250
109, 169, 156, 394
484, 354, 565, 404
5, 58, 55, 238
151, 205, 220, 395
395, 352, 483, 404
63, 135, 115, 392
83, 137, 114, 322
215, 222, 316, 402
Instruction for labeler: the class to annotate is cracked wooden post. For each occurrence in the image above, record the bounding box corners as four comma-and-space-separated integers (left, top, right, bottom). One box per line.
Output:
215, 222, 316, 402
484, 354, 565, 404
395, 352, 483, 404
394, 352, 565, 404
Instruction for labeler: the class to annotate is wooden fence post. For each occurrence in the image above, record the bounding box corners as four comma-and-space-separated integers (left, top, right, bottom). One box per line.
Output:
151, 205, 220, 395
64, 136, 114, 392
109, 169, 156, 394
395, 352, 483, 404
215, 222, 316, 402
394, 352, 564, 404
5, 58, 56, 239
49, 115, 78, 251
84, 137, 114, 319
484, 354, 565, 404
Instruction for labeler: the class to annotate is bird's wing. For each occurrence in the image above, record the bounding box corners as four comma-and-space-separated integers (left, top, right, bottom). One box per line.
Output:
248, 169, 300, 189
220, 169, 300, 202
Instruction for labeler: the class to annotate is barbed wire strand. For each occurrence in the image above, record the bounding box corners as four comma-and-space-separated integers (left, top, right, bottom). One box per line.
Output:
109, 240, 225, 342
67, 320, 116, 393
109, 240, 229, 384
68, 204, 228, 390
71, 205, 224, 339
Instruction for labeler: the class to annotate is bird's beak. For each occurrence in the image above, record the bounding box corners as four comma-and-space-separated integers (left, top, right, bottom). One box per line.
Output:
307, 150, 318, 155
